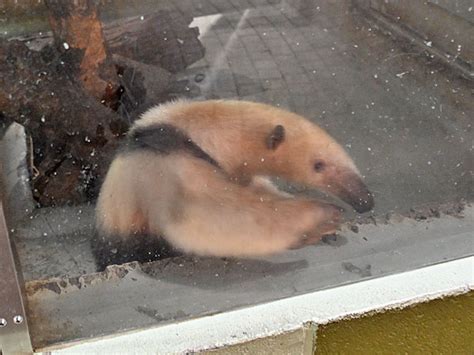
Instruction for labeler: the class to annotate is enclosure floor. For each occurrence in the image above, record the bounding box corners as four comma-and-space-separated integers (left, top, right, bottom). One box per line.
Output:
10, 0, 472, 279
25, 207, 474, 349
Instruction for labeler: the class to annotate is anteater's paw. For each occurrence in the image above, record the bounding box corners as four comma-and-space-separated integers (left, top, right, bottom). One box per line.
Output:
289, 202, 343, 249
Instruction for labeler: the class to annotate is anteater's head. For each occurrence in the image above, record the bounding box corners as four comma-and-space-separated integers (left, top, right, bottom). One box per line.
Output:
263, 120, 374, 214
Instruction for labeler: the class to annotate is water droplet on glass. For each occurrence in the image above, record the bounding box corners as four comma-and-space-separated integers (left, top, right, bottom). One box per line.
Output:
396, 72, 408, 78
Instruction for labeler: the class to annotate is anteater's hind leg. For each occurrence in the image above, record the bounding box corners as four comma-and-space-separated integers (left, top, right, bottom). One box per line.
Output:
249, 175, 342, 249
93, 153, 342, 269
153, 156, 342, 257
93, 153, 181, 271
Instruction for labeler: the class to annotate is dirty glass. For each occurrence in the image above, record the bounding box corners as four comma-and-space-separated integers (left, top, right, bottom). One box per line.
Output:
0, 0, 472, 351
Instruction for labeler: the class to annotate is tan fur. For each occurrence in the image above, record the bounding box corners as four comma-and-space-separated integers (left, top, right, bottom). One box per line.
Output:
97, 151, 339, 256
97, 99, 371, 260
136, 100, 360, 195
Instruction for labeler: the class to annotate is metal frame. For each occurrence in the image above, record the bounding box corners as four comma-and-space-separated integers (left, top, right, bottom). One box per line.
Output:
0, 202, 33, 355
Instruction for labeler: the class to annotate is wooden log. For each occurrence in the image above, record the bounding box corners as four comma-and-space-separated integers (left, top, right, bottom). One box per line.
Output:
0, 39, 126, 206
12, 10, 206, 75
0, 4, 206, 206
44, 0, 120, 107
106, 11, 205, 73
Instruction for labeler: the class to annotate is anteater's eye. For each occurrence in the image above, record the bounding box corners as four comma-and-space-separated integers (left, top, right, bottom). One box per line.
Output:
314, 161, 325, 172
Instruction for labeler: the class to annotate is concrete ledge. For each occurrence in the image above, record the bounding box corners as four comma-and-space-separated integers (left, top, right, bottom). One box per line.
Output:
40, 256, 473, 354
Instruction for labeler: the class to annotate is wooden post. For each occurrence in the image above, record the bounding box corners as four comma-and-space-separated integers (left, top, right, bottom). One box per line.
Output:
45, 0, 119, 105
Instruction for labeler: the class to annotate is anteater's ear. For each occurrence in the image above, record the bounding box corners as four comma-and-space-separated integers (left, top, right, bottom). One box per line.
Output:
266, 125, 285, 150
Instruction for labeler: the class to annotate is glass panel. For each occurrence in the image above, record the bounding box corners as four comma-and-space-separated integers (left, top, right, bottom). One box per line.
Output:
1, 0, 472, 351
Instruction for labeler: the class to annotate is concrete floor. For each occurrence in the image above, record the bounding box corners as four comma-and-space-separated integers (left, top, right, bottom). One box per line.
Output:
2, 0, 473, 349
25, 208, 474, 350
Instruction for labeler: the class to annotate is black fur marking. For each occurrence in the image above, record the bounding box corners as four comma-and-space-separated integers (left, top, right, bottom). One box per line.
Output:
126, 123, 220, 168
266, 124, 285, 150
92, 229, 182, 271
94, 124, 217, 270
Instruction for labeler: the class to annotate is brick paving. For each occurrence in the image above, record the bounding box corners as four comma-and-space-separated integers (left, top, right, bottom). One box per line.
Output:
168, 0, 472, 213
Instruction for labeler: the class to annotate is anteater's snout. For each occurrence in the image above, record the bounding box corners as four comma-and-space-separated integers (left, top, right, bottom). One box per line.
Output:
334, 172, 375, 214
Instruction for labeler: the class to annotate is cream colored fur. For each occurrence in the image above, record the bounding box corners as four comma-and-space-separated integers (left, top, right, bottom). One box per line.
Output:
135, 100, 359, 184
97, 151, 339, 256
96, 100, 369, 258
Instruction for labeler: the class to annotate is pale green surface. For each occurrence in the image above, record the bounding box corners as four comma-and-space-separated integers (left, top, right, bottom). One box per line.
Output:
316, 292, 474, 355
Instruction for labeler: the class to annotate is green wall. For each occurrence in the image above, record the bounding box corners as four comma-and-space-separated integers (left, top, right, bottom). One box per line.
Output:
316, 292, 474, 354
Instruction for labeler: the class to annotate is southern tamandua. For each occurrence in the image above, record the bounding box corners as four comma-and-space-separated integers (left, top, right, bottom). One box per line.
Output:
94, 100, 373, 270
